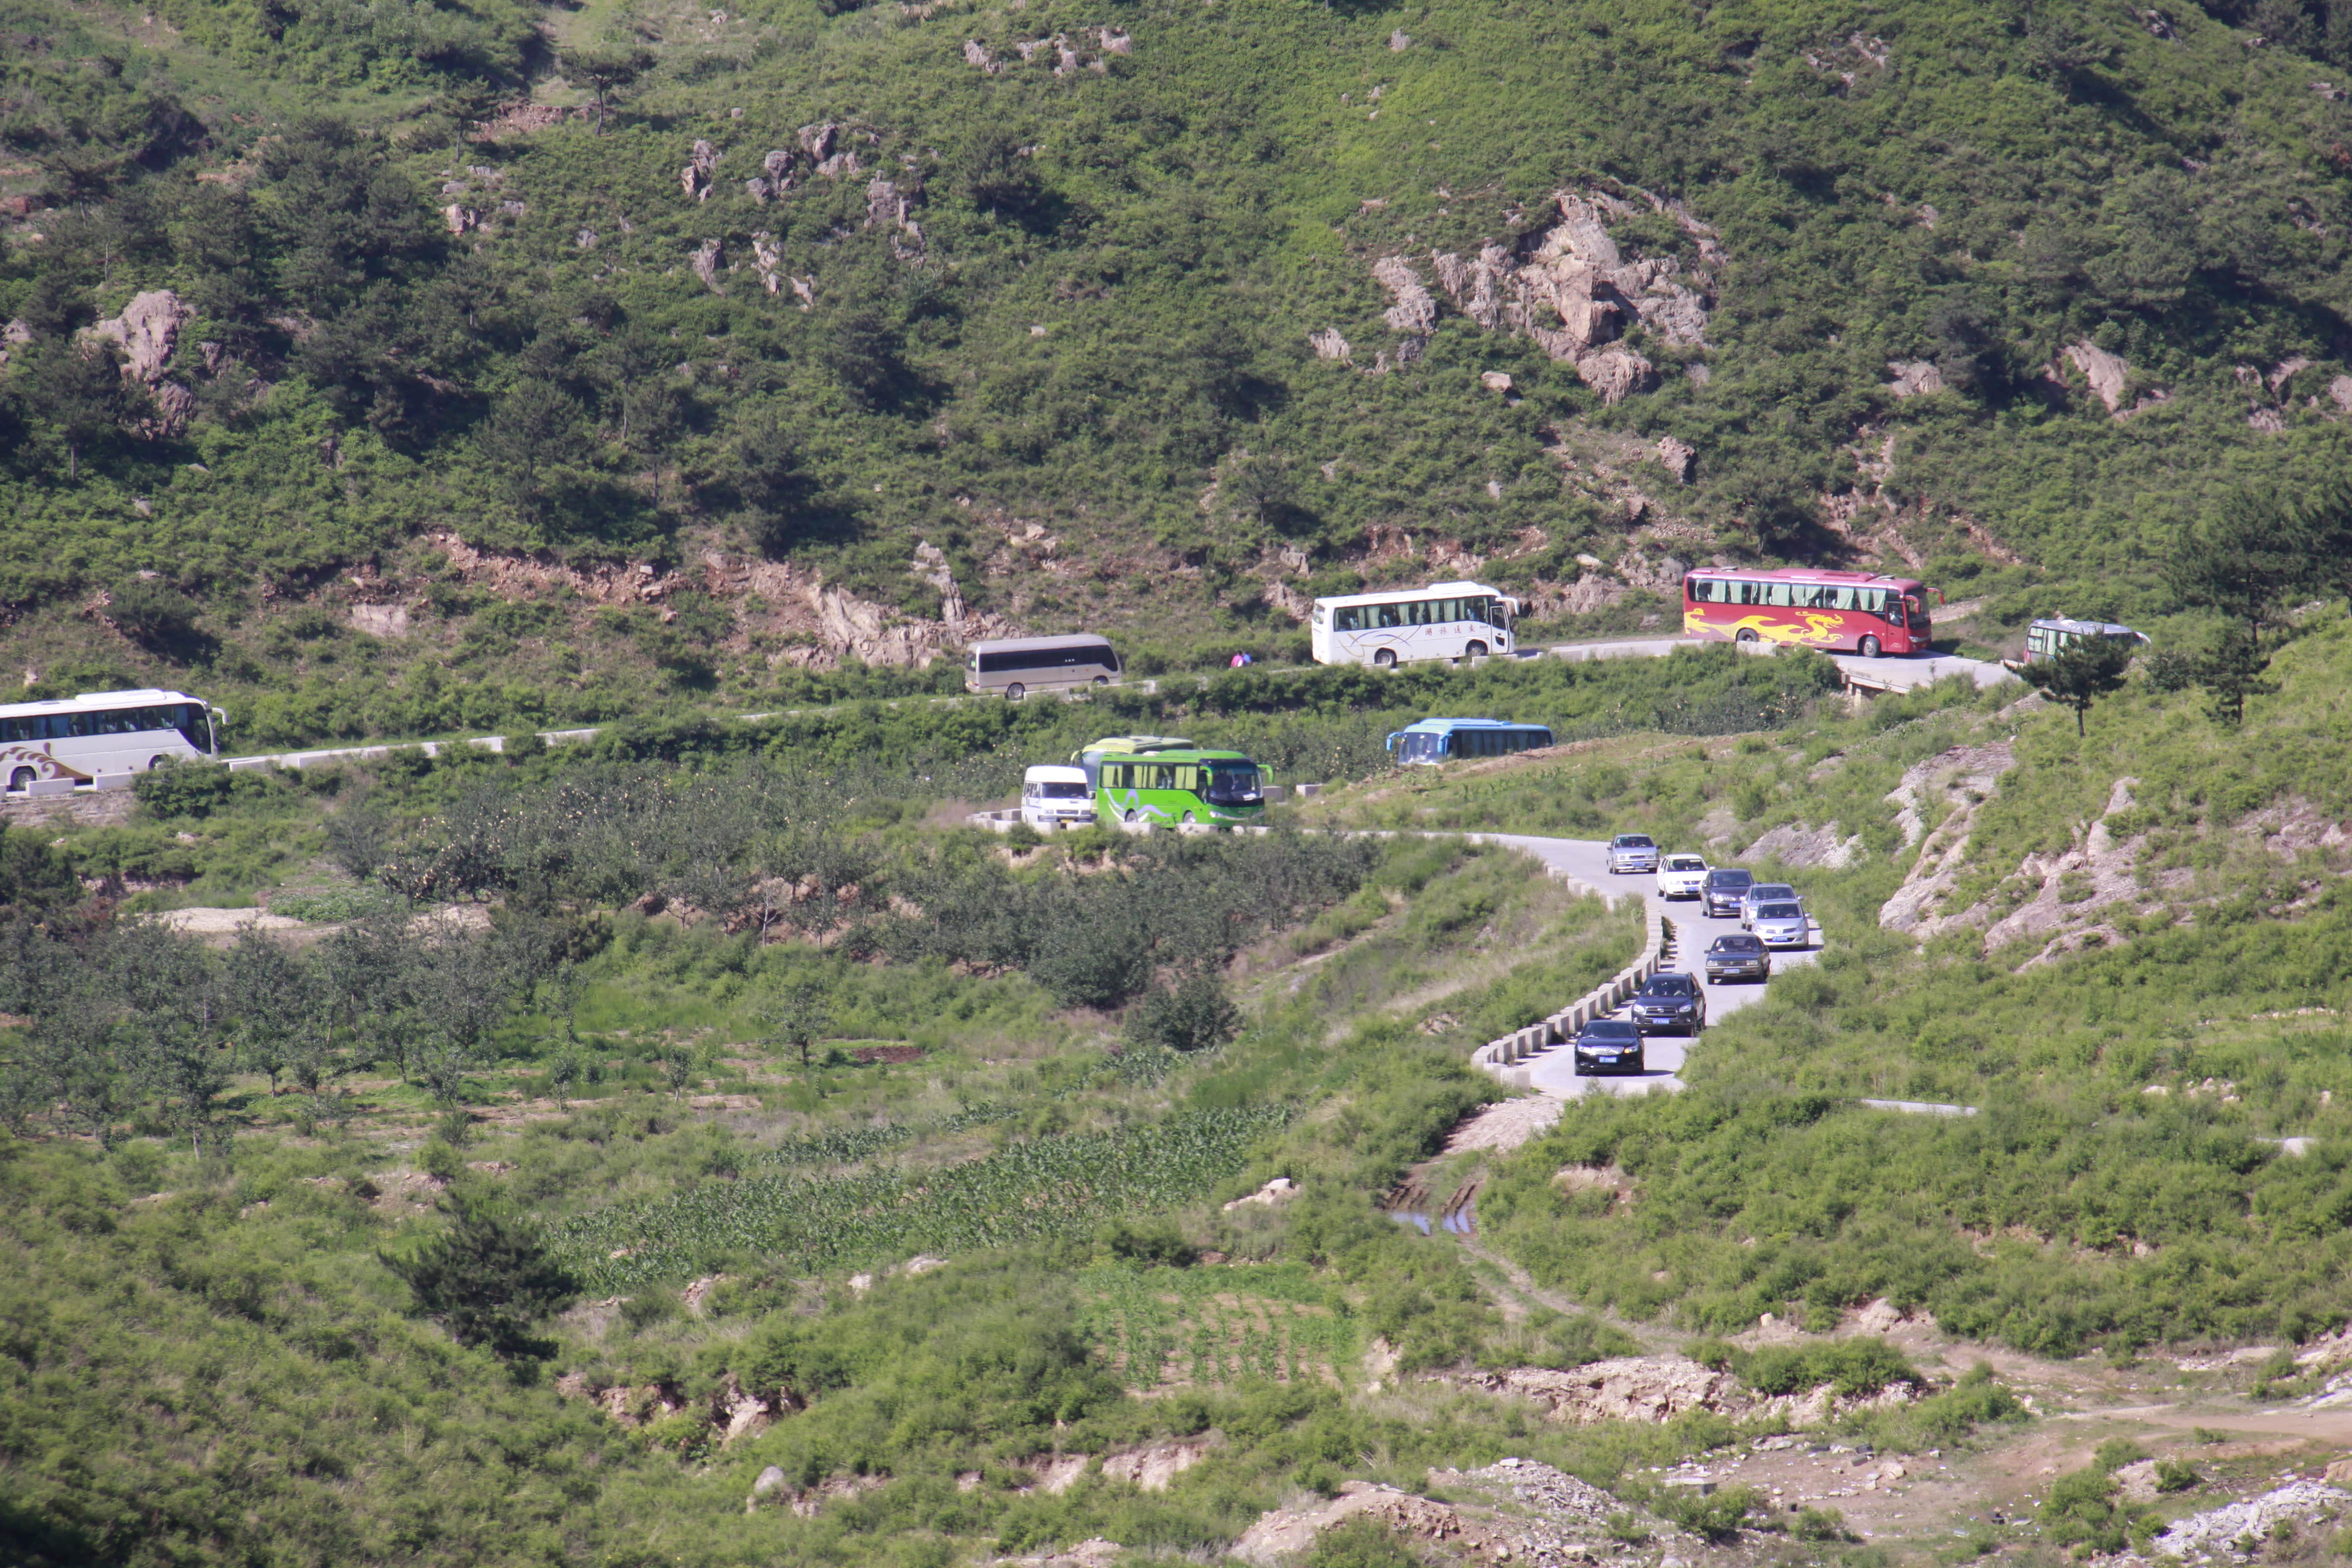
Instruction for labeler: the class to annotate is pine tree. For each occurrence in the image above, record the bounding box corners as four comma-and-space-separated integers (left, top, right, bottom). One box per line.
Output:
386, 1192, 578, 1356
2030, 635, 2134, 736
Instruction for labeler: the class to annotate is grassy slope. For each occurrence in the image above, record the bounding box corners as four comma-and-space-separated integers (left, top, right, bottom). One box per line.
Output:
5, 0, 2352, 742
0, 831, 1676, 1568
1297, 615, 2352, 1354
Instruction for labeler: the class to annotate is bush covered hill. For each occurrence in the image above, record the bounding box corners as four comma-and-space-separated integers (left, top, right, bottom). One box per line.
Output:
12, 571, 2352, 1561
5, 0, 2352, 743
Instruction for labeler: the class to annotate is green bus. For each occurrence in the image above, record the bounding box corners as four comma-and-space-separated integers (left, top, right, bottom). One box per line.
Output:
1092, 746, 1268, 829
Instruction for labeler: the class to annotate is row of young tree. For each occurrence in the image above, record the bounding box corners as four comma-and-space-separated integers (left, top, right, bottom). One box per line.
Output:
0, 908, 562, 1151
0, 758, 1379, 1145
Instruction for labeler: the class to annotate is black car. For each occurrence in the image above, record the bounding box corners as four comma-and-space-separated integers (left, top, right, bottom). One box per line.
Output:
1701, 868, 1755, 919
1629, 973, 1706, 1035
1704, 933, 1771, 984
1572, 1018, 1646, 1076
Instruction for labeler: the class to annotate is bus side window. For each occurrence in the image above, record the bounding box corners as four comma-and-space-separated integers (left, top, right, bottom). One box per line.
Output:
1334, 606, 1363, 632
1373, 603, 1402, 629
1764, 583, 1793, 607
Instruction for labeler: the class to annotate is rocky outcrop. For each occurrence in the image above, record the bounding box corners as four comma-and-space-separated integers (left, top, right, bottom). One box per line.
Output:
1222, 1176, 1298, 1210
747, 1469, 888, 1516
1464, 1357, 1737, 1424
84, 289, 196, 436
682, 138, 719, 201
1307, 328, 1352, 361
1877, 741, 2016, 936
1742, 820, 1863, 869
751, 233, 783, 295
691, 238, 725, 293
423, 534, 1011, 669
1097, 1438, 1216, 1490
1655, 435, 1695, 483
1885, 359, 1945, 397
1232, 1483, 1511, 1568
2061, 341, 2143, 415
1416, 187, 1714, 403
1371, 255, 1437, 340
864, 176, 924, 259
993, 1540, 1125, 1568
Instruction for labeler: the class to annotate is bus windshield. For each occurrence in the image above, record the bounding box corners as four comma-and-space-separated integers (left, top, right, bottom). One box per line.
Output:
1203, 764, 1262, 803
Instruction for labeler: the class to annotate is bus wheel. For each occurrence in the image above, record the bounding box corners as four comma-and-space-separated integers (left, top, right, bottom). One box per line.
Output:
147, 756, 166, 771
1124, 809, 1142, 826
6, 768, 28, 792
1372, 648, 1397, 669
1859, 635, 1882, 658
1735, 629, 1760, 645
1465, 640, 1488, 660
1092, 676, 1109, 686
1181, 811, 1197, 826
1005, 683, 1026, 701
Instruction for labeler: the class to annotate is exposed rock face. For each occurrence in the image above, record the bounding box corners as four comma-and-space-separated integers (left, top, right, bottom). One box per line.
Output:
443, 203, 477, 234
751, 232, 783, 294
1417, 188, 1713, 403
2061, 340, 2134, 414
1371, 255, 1437, 339
88, 291, 190, 383
348, 604, 410, 638
1655, 435, 1695, 483
798, 122, 837, 160
1886, 359, 1945, 397
963, 38, 997, 70
1233, 1483, 1508, 1568
682, 138, 719, 200
85, 290, 196, 436
691, 238, 725, 293
1877, 741, 2017, 937
1307, 327, 1352, 361
1222, 1176, 1298, 1211
993, 1540, 1125, 1568
2332, 375, 2352, 412
1097, 1438, 1216, 1491
1466, 1357, 1738, 1424
864, 177, 924, 259
909, 540, 967, 627
1742, 820, 1862, 869
749, 1470, 889, 1516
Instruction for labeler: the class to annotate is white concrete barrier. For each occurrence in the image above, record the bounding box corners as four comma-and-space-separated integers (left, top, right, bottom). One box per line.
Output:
1476, 913, 1676, 1085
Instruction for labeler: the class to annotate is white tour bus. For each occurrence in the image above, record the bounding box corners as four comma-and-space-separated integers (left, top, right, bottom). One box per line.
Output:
1309, 581, 1519, 668
0, 688, 223, 791
965, 635, 1122, 700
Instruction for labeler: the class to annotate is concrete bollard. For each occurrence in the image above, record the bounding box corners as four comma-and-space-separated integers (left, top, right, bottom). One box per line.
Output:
28, 779, 78, 797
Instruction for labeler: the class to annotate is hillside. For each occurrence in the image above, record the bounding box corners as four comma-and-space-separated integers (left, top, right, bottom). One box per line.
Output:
1, 608, 2352, 1563
6, 0, 2352, 742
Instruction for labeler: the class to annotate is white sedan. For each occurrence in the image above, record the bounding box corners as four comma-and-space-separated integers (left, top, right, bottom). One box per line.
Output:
1656, 853, 1710, 900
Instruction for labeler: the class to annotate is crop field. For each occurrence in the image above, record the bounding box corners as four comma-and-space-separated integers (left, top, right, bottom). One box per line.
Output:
550, 1107, 1291, 1289
1077, 1263, 1358, 1391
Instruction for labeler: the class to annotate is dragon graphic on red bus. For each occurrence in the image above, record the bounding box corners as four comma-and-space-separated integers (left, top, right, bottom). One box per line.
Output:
1682, 569, 1935, 657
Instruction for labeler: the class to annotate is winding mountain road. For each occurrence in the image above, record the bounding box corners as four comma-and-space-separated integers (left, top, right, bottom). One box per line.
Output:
1470, 833, 1823, 1101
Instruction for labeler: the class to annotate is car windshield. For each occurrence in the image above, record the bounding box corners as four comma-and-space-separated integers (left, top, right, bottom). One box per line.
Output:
1640, 977, 1695, 997
1758, 904, 1802, 920
1665, 856, 1705, 871
1615, 835, 1653, 847
1751, 884, 1795, 900
1583, 1022, 1640, 1041
1711, 936, 1763, 952
1709, 871, 1753, 887
1032, 782, 1088, 798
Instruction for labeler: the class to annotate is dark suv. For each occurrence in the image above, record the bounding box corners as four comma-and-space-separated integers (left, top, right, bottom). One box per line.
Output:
1572, 1018, 1645, 1076
1701, 868, 1754, 919
1704, 933, 1771, 984
1629, 973, 1706, 1035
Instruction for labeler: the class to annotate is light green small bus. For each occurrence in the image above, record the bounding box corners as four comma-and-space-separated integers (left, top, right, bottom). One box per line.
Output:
1091, 746, 1268, 829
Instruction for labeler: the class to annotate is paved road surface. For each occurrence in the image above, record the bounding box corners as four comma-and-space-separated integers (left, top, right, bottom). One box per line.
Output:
1471, 833, 1822, 1101
1548, 635, 2014, 694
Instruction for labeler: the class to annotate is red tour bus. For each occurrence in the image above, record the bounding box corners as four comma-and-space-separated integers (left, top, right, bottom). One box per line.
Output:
1682, 568, 1935, 657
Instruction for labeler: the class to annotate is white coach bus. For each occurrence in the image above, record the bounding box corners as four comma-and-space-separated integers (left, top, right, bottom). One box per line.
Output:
1309, 581, 1519, 668
0, 689, 223, 791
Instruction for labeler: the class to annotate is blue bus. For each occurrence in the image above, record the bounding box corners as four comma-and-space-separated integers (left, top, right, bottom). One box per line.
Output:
1386, 717, 1555, 765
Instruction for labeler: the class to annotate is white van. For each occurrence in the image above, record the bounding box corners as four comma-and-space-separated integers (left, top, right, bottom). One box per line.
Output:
1021, 765, 1096, 831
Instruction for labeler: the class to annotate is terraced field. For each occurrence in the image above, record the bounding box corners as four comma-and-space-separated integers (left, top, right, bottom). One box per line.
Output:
1078, 1263, 1357, 1391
